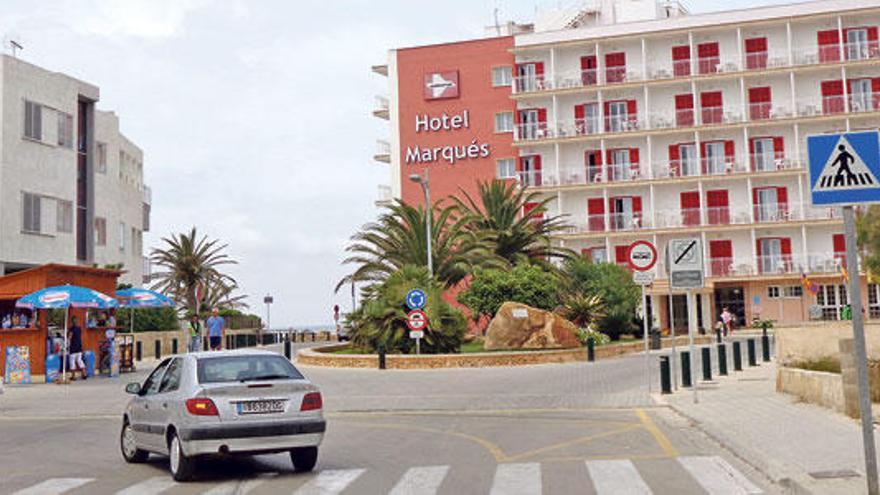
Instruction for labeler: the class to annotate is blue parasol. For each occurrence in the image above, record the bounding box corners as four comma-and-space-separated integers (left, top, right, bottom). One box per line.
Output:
15, 285, 117, 382
116, 288, 176, 336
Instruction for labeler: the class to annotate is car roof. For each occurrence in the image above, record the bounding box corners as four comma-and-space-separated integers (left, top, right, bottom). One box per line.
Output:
174, 349, 282, 360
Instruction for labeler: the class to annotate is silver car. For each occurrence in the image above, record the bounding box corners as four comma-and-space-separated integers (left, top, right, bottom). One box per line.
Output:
120, 350, 325, 481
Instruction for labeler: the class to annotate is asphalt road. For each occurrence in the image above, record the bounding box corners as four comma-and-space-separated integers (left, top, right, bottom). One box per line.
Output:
0, 341, 776, 494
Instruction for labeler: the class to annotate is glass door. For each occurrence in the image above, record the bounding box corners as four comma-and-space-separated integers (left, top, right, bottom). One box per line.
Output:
607, 101, 628, 132
610, 149, 630, 181
519, 110, 538, 140
517, 64, 537, 92
851, 78, 872, 112
612, 197, 634, 230
848, 28, 869, 60
760, 238, 782, 273
753, 138, 775, 171
756, 188, 779, 221
705, 142, 726, 175
680, 144, 698, 176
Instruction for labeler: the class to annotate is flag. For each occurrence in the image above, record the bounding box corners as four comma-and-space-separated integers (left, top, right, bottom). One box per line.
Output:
801, 273, 819, 295
841, 264, 850, 283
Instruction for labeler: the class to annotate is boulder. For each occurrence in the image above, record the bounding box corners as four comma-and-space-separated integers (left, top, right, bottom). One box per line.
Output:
485, 302, 581, 350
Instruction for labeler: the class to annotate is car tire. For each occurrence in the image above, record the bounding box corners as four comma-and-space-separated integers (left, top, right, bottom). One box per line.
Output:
120, 420, 149, 463
169, 433, 197, 482
290, 446, 318, 472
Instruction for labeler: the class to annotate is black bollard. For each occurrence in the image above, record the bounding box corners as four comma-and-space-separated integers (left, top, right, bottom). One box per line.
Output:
747, 338, 757, 366
762, 334, 771, 362
701, 346, 712, 381
718, 343, 728, 376
377, 343, 386, 370
681, 351, 692, 388
715, 328, 722, 344
284, 339, 292, 360
587, 337, 595, 362
172, 338, 178, 355
733, 341, 743, 371
203, 336, 208, 351
154, 340, 161, 360
136, 341, 142, 362
660, 356, 672, 394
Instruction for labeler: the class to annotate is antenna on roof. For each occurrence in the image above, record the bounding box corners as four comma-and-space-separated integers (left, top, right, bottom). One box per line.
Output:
493, 7, 501, 36
7, 39, 22, 58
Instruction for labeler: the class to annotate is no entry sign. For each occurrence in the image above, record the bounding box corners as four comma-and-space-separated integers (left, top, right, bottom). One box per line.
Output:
406, 309, 428, 332
627, 241, 657, 272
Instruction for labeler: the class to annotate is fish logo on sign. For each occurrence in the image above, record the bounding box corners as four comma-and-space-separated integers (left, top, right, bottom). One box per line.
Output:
813, 136, 879, 191
424, 71, 459, 100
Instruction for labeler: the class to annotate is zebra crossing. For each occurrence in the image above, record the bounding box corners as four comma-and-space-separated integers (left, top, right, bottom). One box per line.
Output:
7, 456, 764, 495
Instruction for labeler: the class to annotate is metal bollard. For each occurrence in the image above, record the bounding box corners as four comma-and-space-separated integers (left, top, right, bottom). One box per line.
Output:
660, 356, 672, 394
154, 340, 161, 360
733, 341, 743, 371
203, 336, 208, 351
718, 343, 728, 376
136, 341, 142, 362
172, 338, 178, 355
715, 328, 722, 344
587, 337, 595, 362
701, 346, 712, 381
284, 339, 292, 360
377, 343, 386, 370
311, 333, 316, 342
762, 334, 771, 362
681, 351, 692, 388
747, 338, 757, 366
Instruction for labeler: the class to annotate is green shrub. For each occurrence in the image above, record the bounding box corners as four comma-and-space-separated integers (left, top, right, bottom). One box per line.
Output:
562, 259, 640, 340
116, 307, 179, 332
789, 357, 841, 374
576, 327, 610, 346
458, 263, 560, 320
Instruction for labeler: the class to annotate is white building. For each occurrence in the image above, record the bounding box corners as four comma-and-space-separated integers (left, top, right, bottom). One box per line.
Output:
0, 54, 149, 286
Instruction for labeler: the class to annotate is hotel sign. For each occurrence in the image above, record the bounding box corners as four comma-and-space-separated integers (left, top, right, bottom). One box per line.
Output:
405, 109, 491, 165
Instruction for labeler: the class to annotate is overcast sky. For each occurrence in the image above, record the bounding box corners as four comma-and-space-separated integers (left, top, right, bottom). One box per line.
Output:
1, 0, 792, 326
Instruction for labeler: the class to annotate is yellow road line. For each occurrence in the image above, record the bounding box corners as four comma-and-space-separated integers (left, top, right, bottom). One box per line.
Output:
342, 421, 510, 462
635, 408, 679, 458
506, 424, 643, 461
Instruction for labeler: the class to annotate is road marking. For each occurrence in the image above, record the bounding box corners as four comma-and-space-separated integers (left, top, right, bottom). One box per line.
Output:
292, 469, 365, 495
115, 476, 178, 495
678, 456, 763, 494
635, 409, 679, 457
489, 463, 541, 495
200, 472, 277, 495
388, 465, 449, 495
342, 421, 509, 462
586, 460, 652, 494
507, 424, 641, 461
12, 478, 94, 495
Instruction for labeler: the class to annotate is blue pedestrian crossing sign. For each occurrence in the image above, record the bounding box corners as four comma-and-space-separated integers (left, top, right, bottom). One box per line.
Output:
809, 131, 880, 205
405, 288, 427, 310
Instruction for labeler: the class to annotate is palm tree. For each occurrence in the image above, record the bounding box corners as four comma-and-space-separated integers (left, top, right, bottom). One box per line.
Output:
453, 180, 574, 264
150, 228, 239, 314
337, 200, 496, 291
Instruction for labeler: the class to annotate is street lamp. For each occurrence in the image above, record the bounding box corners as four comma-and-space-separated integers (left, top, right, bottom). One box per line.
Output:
263, 294, 273, 345
409, 169, 433, 278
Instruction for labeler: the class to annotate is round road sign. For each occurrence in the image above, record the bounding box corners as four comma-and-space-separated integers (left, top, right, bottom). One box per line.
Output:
405, 289, 427, 310
406, 309, 428, 331
628, 240, 658, 272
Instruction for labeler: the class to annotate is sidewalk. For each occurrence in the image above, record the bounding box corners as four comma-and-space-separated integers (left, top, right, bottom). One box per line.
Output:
660, 361, 878, 494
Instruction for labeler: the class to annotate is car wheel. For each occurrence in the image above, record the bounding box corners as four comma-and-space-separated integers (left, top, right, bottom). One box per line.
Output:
290, 446, 318, 472
168, 433, 196, 482
120, 420, 149, 463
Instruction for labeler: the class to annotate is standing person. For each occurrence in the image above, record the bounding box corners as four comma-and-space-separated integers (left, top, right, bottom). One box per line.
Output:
206, 308, 225, 351
720, 306, 733, 336
188, 315, 202, 353
68, 316, 87, 380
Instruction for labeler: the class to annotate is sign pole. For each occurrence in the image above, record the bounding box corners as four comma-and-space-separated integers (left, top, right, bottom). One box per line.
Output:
668, 287, 677, 390
416, 336, 420, 355
642, 284, 650, 395
843, 206, 879, 495
687, 290, 698, 404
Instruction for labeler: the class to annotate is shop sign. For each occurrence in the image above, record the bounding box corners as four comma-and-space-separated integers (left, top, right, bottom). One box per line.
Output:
4, 346, 31, 385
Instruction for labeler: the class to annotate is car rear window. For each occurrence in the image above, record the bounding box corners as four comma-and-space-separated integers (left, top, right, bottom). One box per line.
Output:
197, 355, 305, 384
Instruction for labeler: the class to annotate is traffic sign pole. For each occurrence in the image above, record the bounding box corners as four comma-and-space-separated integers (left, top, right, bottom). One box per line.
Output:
668, 288, 677, 390
642, 284, 650, 396
844, 206, 879, 495
687, 290, 698, 404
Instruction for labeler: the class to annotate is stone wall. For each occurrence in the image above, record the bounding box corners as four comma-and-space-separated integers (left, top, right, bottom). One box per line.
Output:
776, 366, 846, 414
775, 322, 880, 365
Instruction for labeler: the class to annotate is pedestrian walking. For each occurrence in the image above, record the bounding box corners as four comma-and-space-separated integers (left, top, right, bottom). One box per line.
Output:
188, 315, 202, 353
68, 316, 87, 380
206, 308, 225, 351
720, 307, 733, 336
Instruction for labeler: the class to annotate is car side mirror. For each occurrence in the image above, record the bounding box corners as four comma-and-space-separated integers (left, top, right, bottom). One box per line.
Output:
125, 382, 142, 395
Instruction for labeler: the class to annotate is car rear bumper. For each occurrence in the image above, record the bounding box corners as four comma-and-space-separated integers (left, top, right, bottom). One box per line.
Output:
179, 420, 325, 456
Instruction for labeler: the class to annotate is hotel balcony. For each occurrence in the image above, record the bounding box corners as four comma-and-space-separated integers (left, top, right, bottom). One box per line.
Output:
371, 64, 388, 76
373, 96, 389, 120
375, 184, 393, 208
373, 139, 391, 163
706, 253, 847, 279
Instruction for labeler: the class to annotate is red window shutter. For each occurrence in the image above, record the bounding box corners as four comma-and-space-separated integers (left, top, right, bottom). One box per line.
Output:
752, 187, 759, 207
605, 149, 614, 169
701, 91, 722, 107
516, 157, 524, 172
773, 137, 785, 158
710, 240, 733, 258
697, 42, 719, 58
745, 37, 767, 53
777, 186, 788, 211
533, 154, 543, 171
755, 238, 762, 258
627, 99, 637, 116
707, 190, 729, 207
818, 29, 840, 45
585, 150, 602, 167
749, 87, 771, 103
668, 144, 681, 162
580, 55, 596, 70
675, 94, 694, 126
587, 198, 605, 214
534, 62, 545, 78
818, 29, 841, 62
537, 108, 547, 123
745, 37, 768, 69
575, 104, 585, 120
701, 91, 723, 123
606, 52, 626, 67
697, 42, 720, 74
707, 190, 729, 225
587, 198, 605, 231
603, 101, 611, 118
748, 87, 771, 120
675, 94, 694, 110
821, 80, 844, 114
822, 80, 844, 96
629, 148, 640, 171
869, 27, 879, 42
581, 56, 598, 85
615, 245, 630, 263
833, 233, 846, 254
781, 238, 792, 256
681, 191, 701, 226
581, 248, 591, 257
633, 196, 643, 215
700, 142, 708, 174
724, 140, 735, 160
672, 45, 691, 76
523, 202, 539, 218
672, 45, 690, 60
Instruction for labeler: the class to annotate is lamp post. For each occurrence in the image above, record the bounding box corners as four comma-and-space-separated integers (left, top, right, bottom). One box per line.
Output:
408, 169, 433, 278
263, 294, 273, 346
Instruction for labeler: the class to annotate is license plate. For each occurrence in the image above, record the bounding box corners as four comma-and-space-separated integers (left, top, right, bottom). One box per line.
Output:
237, 400, 285, 415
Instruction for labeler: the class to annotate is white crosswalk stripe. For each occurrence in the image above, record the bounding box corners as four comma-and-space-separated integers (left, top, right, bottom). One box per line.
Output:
114, 476, 177, 495
292, 468, 366, 495
678, 455, 763, 495
12, 478, 94, 495
489, 463, 542, 495
585, 460, 652, 494
388, 465, 450, 495
200, 472, 278, 495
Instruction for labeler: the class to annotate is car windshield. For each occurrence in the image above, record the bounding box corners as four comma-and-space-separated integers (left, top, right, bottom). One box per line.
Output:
197, 355, 304, 384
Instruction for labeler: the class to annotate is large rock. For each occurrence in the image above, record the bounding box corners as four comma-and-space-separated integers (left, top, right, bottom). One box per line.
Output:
485, 302, 580, 350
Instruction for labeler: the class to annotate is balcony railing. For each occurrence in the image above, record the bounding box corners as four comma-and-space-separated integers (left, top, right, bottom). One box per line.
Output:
513, 75, 547, 94
374, 139, 391, 163
373, 96, 389, 119
516, 170, 544, 187
845, 41, 880, 62
708, 253, 850, 277
375, 184, 393, 207
849, 92, 880, 113
749, 153, 801, 172
582, 213, 648, 233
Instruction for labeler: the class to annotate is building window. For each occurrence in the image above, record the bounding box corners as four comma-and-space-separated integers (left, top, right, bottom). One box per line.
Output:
57, 112, 74, 148
96, 142, 107, 174
869, 284, 880, 319
817, 284, 848, 320
119, 151, 126, 180
767, 286, 781, 299
494, 112, 514, 133
56, 200, 73, 233
783, 286, 803, 298
95, 217, 107, 246
496, 158, 516, 179
24, 100, 42, 140
22, 192, 41, 233
119, 221, 126, 251
492, 66, 512, 87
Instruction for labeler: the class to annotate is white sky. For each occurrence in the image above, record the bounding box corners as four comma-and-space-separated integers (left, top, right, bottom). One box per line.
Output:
0, 0, 794, 326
